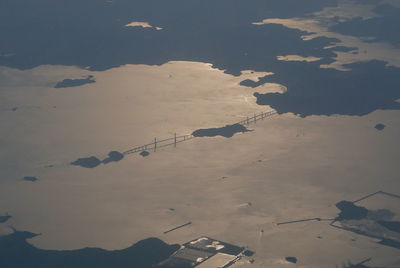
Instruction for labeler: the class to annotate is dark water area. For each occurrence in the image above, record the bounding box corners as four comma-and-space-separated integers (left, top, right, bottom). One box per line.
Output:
0, 230, 179, 268
54, 75, 95, 88
192, 124, 250, 138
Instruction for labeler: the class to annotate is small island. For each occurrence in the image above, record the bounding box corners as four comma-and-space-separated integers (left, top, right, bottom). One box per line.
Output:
54, 75, 95, 88
71, 156, 102, 168
192, 123, 250, 138
285, 257, 298, 264
23, 176, 38, 182
375, 123, 385, 131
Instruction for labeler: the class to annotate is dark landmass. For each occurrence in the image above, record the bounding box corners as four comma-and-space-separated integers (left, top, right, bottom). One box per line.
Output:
102, 151, 124, 164
11, 107, 18, 111
329, 3, 400, 46
23, 176, 38, 182
140, 150, 150, 157
1, 1, 399, 116
243, 250, 255, 256
159, 263, 192, 268
240, 79, 263, 88
346, 264, 384, 268
285, 256, 297, 263
342, 262, 385, 268
71, 156, 102, 168
158, 259, 192, 268
0, 229, 179, 268
0, 0, 337, 73
72, 151, 125, 168
335, 201, 397, 223
54, 75, 95, 88
334, 200, 400, 249
375, 123, 385, 130
253, 60, 400, 117
192, 123, 250, 138
339, 223, 400, 250
0, 214, 11, 223
367, 209, 394, 221
378, 239, 400, 249
71, 151, 124, 168
377, 220, 400, 233
335, 201, 369, 221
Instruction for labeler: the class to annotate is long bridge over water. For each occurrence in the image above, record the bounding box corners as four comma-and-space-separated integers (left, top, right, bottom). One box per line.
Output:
122, 110, 278, 156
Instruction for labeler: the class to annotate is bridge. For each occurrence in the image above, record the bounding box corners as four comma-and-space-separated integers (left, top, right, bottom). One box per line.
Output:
122, 110, 277, 156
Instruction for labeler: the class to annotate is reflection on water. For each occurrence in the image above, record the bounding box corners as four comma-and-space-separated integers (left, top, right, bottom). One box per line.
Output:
0, 1, 400, 267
